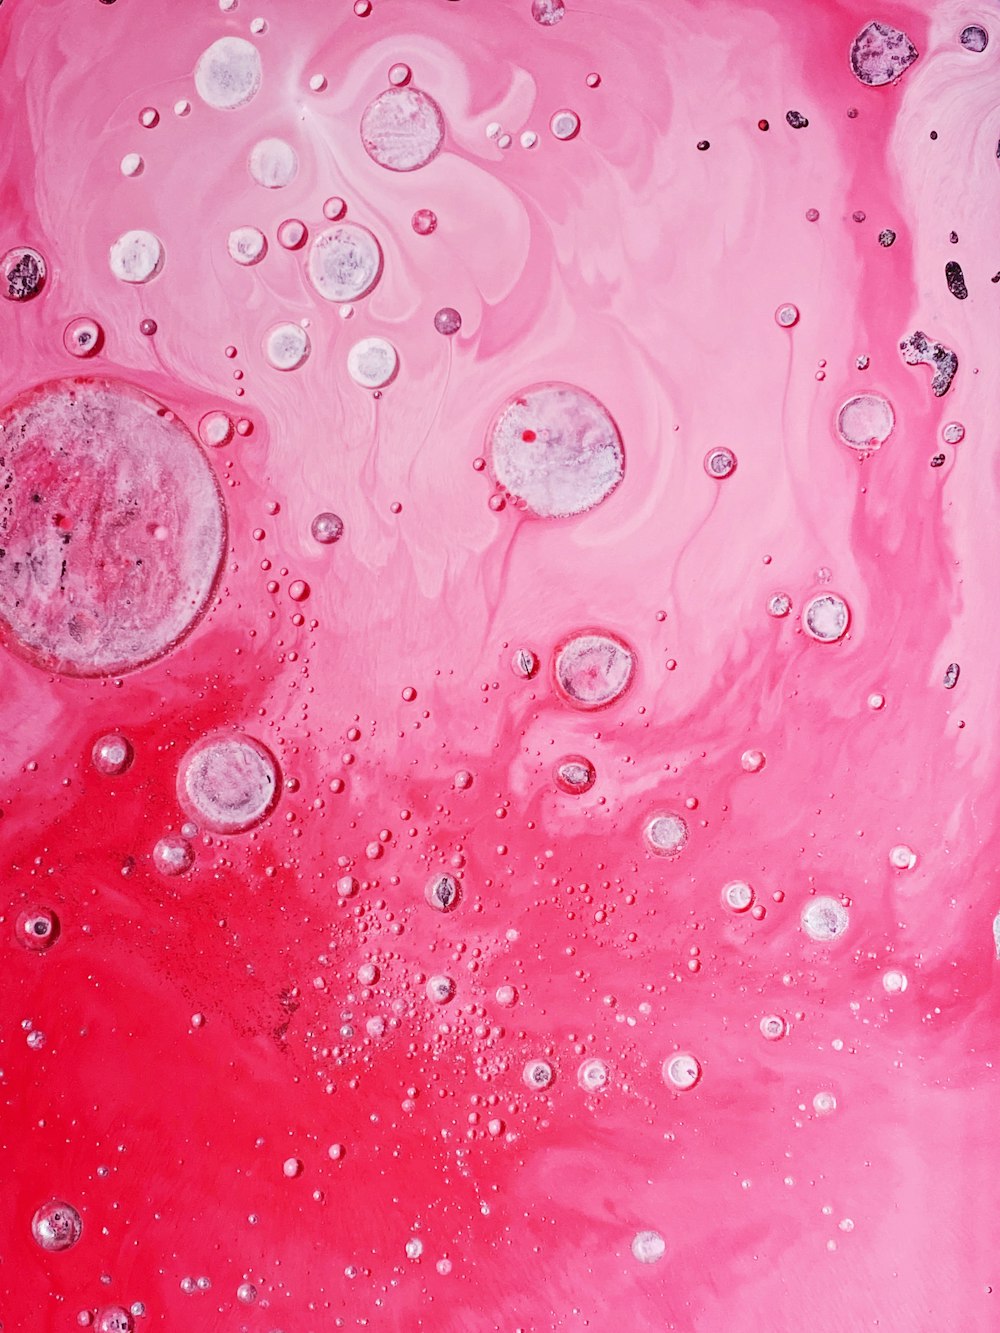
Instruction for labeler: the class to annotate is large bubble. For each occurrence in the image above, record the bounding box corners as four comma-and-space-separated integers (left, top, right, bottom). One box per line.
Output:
177, 733, 280, 834
489, 383, 625, 518
307, 225, 383, 302
194, 37, 262, 110
0, 378, 226, 676
360, 87, 445, 172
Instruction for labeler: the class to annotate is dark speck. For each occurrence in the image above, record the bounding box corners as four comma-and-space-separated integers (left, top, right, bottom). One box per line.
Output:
696, 140, 710, 151
945, 260, 968, 299
949, 231, 959, 244
930, 130, 938, 140
878, 229, 896, 247
930, 453, 946, 467
786, 110, 809, 129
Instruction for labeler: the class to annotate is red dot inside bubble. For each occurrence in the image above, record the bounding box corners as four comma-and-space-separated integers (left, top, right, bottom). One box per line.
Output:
0, 378, 226, 676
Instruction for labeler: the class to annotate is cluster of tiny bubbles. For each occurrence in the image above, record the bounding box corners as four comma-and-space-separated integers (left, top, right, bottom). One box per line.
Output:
311, 511, 344, 545
92, 733, 134, 775
2, 245, 46, 300
425, 872, 460, 912
704, 446, 736, 478
264, 322, 310, 371
347, 336, 398, 388
802, 593, 850, 642
412, 208, 437, 235
426, 974, 456, 1003
198, 410, 234, 449
522, 1059, 554, 1089
554, 755, 596, 794
889, 844, 917, 870
774, 302, 799, 328
550, 108, 580, 140
813, 1090, 837, 1115
631, 1231, 666, 1264
16, 906, 59, 951
554, 631, 634, 708
63, 316, 102, 357
662, 1053, 701, 1090
942, 421, 965, 444
767, 592, 792, 618
741, 748, 765, 773
759, 1014, 787, 1041
577, 1058, 609, 1092
31, 1200, 83, 1251
722, 880, 754, 913
434, 306, 462, 335
152, 834, 195, 877
277, 218, 307, 250
800, 896, 849, 942
643, 811, 689, 858
882, 969, 908, 994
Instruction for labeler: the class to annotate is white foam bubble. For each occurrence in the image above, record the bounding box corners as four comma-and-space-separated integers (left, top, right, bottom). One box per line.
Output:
347, 336, 398, 388
248, 137, 298, 188
194, 37, 262, 110
109, 230, 163, 283
177, 733, 280, 834
307, 224, 383, 302
360, 87, 445, 172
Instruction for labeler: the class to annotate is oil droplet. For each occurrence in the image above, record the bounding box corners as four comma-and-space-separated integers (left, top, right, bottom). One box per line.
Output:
775, 303, 799, 327
631, 1230, 666, 1263
550, 108, 580, 140
803, 593, 850, 642
92, 733, 134, 775
722, 880, 754, 912
662, 1053, 701, 1090
307, 225, 383, 302
194, 37, 262, 109
643, 811, 689, 858
704, 446, 736, 478
176, 733, 280, 835
836, 394, 895, 453
523, 1059, 554, 1089
63, 317, 102, 357
264, 322, 310, 371
554, 755, 596, 794
311, 512, 344, 544
801, 897, 849, 942
109, 231, 163, 283
554, 631, 635, 709
361, 87, 445, 171
32, 1200, 83, 1251
347, 336, 398, 388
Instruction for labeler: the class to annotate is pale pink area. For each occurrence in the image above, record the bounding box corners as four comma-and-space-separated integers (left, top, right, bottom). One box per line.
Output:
1, 1, 999, 1330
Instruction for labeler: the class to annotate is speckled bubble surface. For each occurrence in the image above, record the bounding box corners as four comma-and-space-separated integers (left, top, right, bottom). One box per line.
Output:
2, 1, 999, 1330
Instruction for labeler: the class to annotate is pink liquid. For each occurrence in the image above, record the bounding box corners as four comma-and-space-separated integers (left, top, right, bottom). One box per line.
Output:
2, 2, 997, 1328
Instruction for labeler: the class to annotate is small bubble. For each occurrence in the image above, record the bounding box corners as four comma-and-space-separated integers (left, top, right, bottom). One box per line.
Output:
889, 844, 917, 870
805, 207, 820, 222
759, 1014, 787, 1041
631, 1230, 666, 1263
64, 317, 102, 358
236, 1282, 258, 1304
801, 896, 849, 943
878, 229, 896, 247
520, 130, 538, 149
585, 72, 601, 88
388, 62, 411, 85
406, 1237, 424, 1260
722, 880, 754, 912
662, 1053, 701, 1091
32, 1201, 83, 1252
2, 246, 46, 300
511, 647, 539, 679
767, 592, 792, 618
153, 835, 194, 876
92, 733, 134, 775
277, 218, 307, 250
347, 336, 398, 388
802, 593, 850, 643
288, 580, 310, 602
434, 307, 462, 336
412, 208, 437, 235
942, 421, 965, 445
836, 394, 894, 454
775, 303, 799, 327
960, 24, 988, 52
554, 755, 596, 794
282, 1157, 303, 1178
309, 73, 327, 92
311, 512, 344, 545
704, 446, 736, 478
550, 108, 580, 140
139, 106, 159, 128
322, 196, 347, 221
813, 1090, 837, 1115
577, 1058, 609, 1092
495, 984, 517, 1006
741, 748, 765, 773
264, 322, 310, 371
427, 974, 456, 1003
16, 907, 59, 951
643, 811, 689, 858
119, 152, 143, 177
426, 872, 460, 912
198, 410, 234, 448
523, 1059, 554, 1089
531, 0, 565, 23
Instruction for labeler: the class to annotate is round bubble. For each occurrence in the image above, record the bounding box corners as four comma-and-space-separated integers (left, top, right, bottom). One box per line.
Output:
195, 37, 262, 110
662, 1053, 701, 1090
63, 317, 102, 357
177, 733, 280, 835
850, 20, 918, 86
307, 224, 383, 302
92, 733, 134, 775
228, 227, 267, 266
31, 1200, 82, 1251
153, 835, 194, 876
532, 0, 565, 23
264, 323, 310, 371
249, 138, 298, 189
704, 446, 736, 478
760, 1014, 787, 1041
577, 1058, 609, 1091
426, 872, 460, 912
836, 394, 894, 453
426, 974, 455, 1003
95, 1308, 134, 1333
16, 906, 59, 951
553, 631, 635, 709
0, 379, 225, 676
801, 896, 849, 942
488, 382, 624, 518
347, 337, 398, 388
643, 811, 689, 858
198, 410, 234, 448
554, 755, 596, 794
360, 87, 445, 172
722, 880, 754, 912
523, 1059, 554, 1089
631, 1230, 666, 1264
960, 25, 988, 52
803, 593, 850, 643
550, 108, 580, 140
109, 230, 163, 283
311, 511, 344, 544
2, 247, 46, 300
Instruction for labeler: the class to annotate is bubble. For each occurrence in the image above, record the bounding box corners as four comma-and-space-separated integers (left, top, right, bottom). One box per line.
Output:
775, 303, 799, 327
307, 225, 383, 302
264, 322, 310, 371
850, 21, 918, 86
277, 218, 307, 250
16, 906, 59, 951
198, 410, 234, 448
194, 37, 262, 110
337, 875, 359, 898
31, 1200, 82, 1252
0, 379, 225, 675
495, 984, 517, 1006
722, 880, 754, 912
434, 306, 462, 336
704, 446, 736, 478
643, 811, 689, 858
550, 108, 580, 140
554, 631, 635, 709
1, 246, 46, 301
960, 25, 988, 52
813, 1090, 837, 1115
488, 383, 624, 519
236, 1282, 258, 1304
889, 844, 917, 870
945, 260, 968, 301
741, 749, 765, 773
288, 579, 310, 602
347, 336, 398, 388
360, 87, 445, 171
426, 872, 460, 912
120, 153, 143, 177
943, 661, 960, 689
412, 209, 437, 235
899, 330, 958, 397
153, 835, 194, 876
836, 394, 895, 453
878, 229, 896, 247
109, 230, 163, 283
311, 512, 344, 545
554, 755, 596, 794
95, 1308, 133, 1333
882, 970, 908, 994
139, 318, 157, 337
631, 1230, 666, 1264
662, 1053, 701, 1090
283, 1157, 302, 1178
520, 130, 538, 149
139, 106, 159, 128
249, 137, 298, 188
177, 733, 280, 835
801, 896, 849, 942
63, 317, 102, 358
322, 196, 347, 221
405, 1237, 424, 1260
759, 1014, 787, 1041
942, 421, 965, 445
577, 1058, 609, 1091
767, 592, 792, 618
92, 733, 134, 775
511, 647, 539, 679
357, 961, 379, 984
427, 974, 456, 1003
522, 1059, 554, 1089
388, 62, 412, 86
802, 593, 850, 643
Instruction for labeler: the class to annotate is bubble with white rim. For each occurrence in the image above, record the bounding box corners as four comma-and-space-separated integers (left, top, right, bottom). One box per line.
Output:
307, 224, 383, 302
176, 733, 280, 835
662, 1053, 701, 1090
347, 336, 398, 388
801, 896, 849, 942
767, 592, 792, 618
553, 631, 635, 709
836, 393, 895, 454
109, 230, 163, 283
523, 1059, 554, 1089
554, 756, 596, 794
705, 446, 736, 478
198, 411, 234, 448
803, 593, 849, 642
775, 303, 799, 327
813, 1090, 837, 1115
120, 153, 143, 177
264, 322, 310, 371
577, 1058, 609, 1091
426, 974, 455, 1003
550, 108, 580, 140
227, 226, 267, 266
882, 970, 908, 994
488, 382, 624, 518
889, 844, 917, 870
631, 1230, 666, 1264
31, 1200, 83, 1252
722, 880, 754, 912
194, 37, 262, 110
92, 733, 134, 775
63, 317, 101, 357
759, 1014, 787, 1041
643, 812, 689, 858
249, 138, 298, 188
361, 87, 445, 172
942, 421, 965, 444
